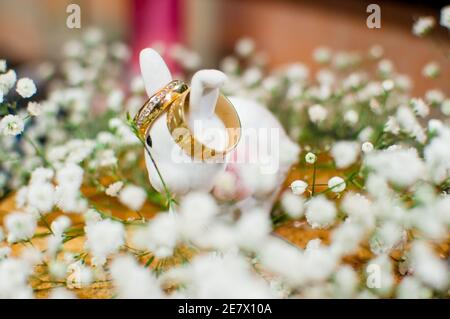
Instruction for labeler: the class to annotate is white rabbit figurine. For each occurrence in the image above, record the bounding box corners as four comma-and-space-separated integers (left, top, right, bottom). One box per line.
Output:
138, 48, 300, 211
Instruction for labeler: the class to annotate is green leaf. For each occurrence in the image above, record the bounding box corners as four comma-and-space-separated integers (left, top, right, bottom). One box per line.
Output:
0, 103, 9, 116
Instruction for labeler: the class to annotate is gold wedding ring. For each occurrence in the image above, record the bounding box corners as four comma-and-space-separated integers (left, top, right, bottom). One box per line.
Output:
167, 89, 241, 161
134, 80, 188, 138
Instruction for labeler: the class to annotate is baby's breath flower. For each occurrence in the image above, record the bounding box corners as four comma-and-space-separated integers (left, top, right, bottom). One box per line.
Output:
111, 42, 130, 61
235, 208, 271, 251
410, 241, 448, 290
235, 37, 255, 57
328, 176, 346, 193
55, 188, 88, 215
0, 59, 6, 72
280, 191, 304, 219
316, 69, 335, 86
395, 74, 412, 91
308, 104, 327, 123
243, 67, 262, 86
384, 116, 400, 134
290, 180, 308, 195
109, 256, 163, 298
0, 259, 33, 298
333, 51, 360, 70
427, 119, 443, 134
368, 45, 383, 59
424, 127, 450, 184
5, 212, 37, 243
313, 47, 331, 64
27, 101, 43, 116
305, 152, 317, 164
97, 131, 115, 145
21, 246, 43, 267
107, 89, 124, 112
369, 222, 403, 254
369, 98, 381, 113
381, 79, 394, 92
361, 141, 374, 153
412, 16, 435, 36
56, 163, 84, 190
48, 261, 67, 280
285, 63, 309, 82
425, 89, 445, 105
119, 184, 147, 211
96, 149, 117, 167
0, 114, 24, 136
441, 5, 450, 29
178, 192, 219, 241
411, 98, 429, 118
16, 77, 37, 98
0, 69, 17, 95
133, 213, 178, 258
83, 27, 103, 45
27, 182, 55, 213
377, 59, 393, 76
85, 219, 125, 267
66, 261, 93, 289
305, 195, 336, 229
333, 265, 358, 297
397, 277, 432, 299
396, 105, 426, 143
83, 209, 102, 225
51, 216, 71, 236
331, 141, 360, 169
422, 61, 440, 78
220, 56, 239, 74
36, 62, 55, 80
441, 99, 450, 116
365, 148, 425, 187
105, 181, 124, 197
344, 110, 359, 126
130, 76, 145, 93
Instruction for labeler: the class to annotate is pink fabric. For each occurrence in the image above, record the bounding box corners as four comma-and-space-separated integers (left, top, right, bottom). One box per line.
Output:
131, 0, 182, 72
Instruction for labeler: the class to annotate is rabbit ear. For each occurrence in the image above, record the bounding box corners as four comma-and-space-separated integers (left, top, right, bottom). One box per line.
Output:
190, 69, 227, 118
139, 48, 172, 97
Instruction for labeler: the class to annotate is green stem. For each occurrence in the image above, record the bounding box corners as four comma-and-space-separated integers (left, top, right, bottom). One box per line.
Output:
351, 178, 364, 190
311, 162, 317, 195
40, 213, 54, 235
142, 141, 174, 209
23, 135, 53, 169
126, 115, 174, 210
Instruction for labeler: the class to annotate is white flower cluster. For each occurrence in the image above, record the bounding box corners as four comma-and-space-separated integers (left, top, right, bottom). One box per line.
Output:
413, 16, 435, 37
0, 63, 40, 137
0, 23, 449, 300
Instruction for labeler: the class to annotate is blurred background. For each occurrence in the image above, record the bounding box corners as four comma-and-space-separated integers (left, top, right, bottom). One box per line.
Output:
0, 0, 448, 96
